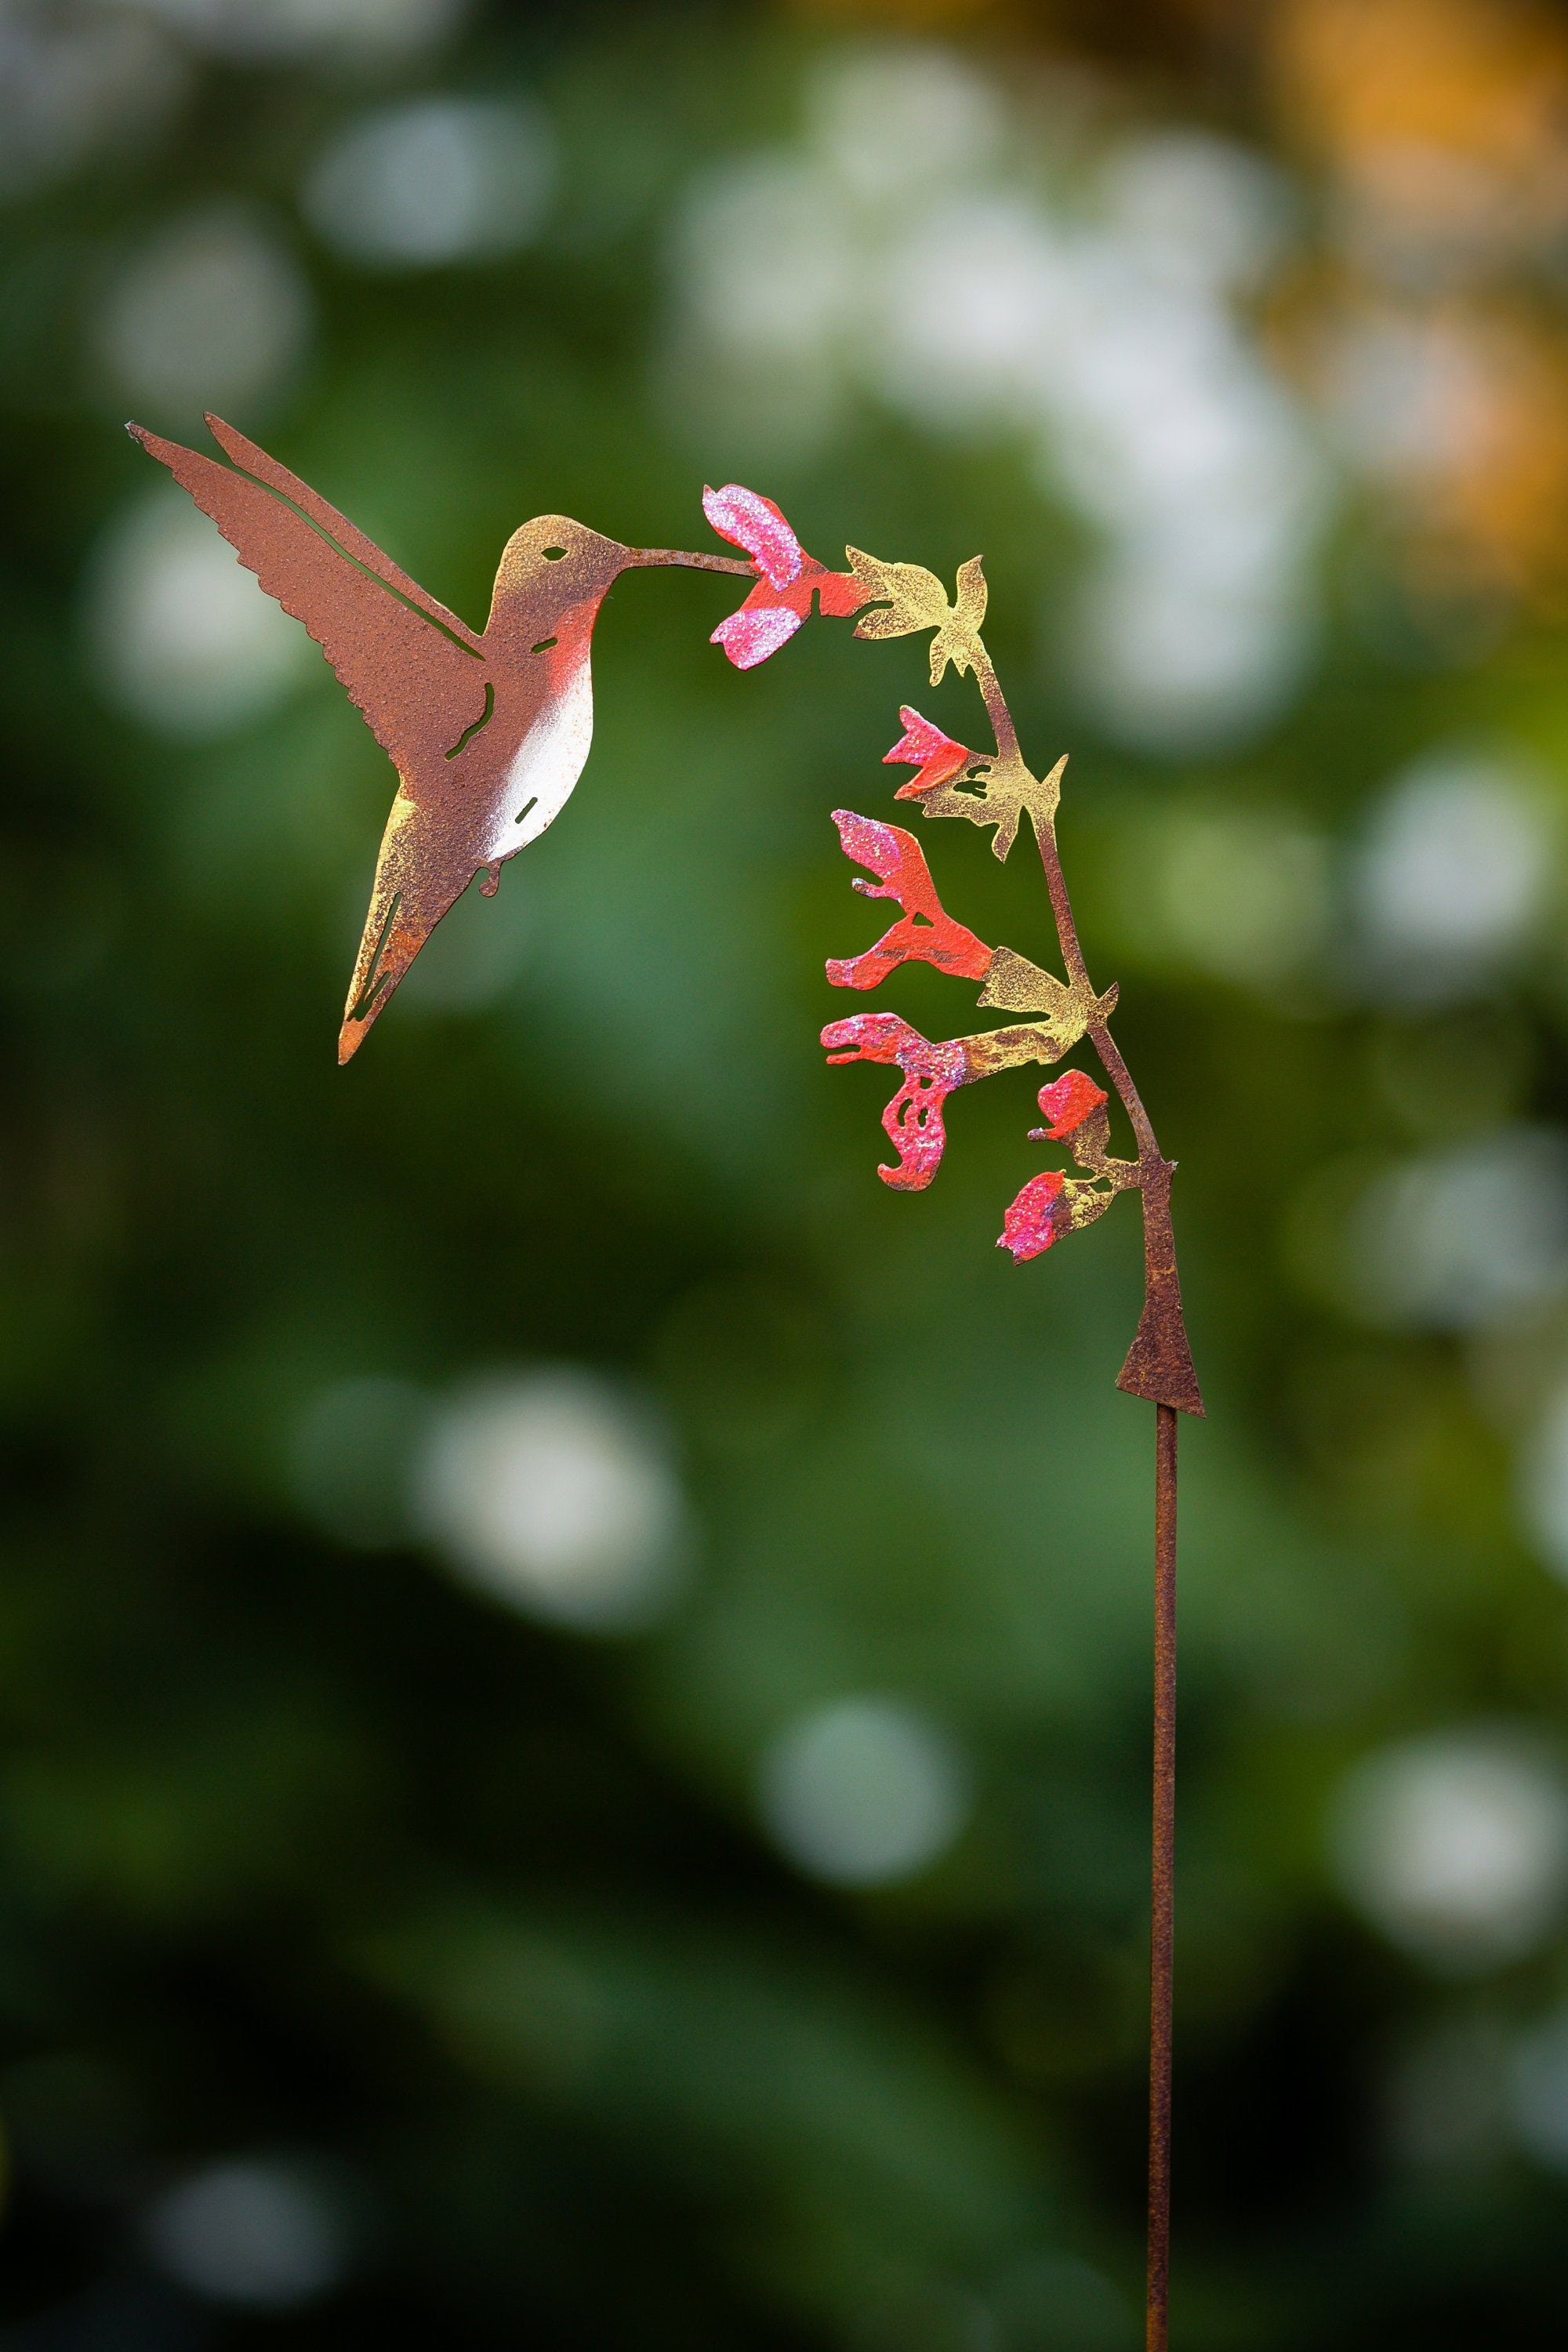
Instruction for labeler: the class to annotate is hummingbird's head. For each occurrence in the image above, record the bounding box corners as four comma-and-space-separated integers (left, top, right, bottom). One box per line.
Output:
486, 515, 632, 648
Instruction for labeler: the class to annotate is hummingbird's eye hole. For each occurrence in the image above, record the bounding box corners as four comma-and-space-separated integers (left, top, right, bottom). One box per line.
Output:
542, 546, 566, 561
532, 637, 557, 654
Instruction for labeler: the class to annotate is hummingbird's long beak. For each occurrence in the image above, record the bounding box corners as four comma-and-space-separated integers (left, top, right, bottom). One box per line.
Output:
626, 547, 755, 574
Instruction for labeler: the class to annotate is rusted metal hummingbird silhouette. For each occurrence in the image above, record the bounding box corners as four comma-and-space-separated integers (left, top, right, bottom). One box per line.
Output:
127, 414, 752, 1062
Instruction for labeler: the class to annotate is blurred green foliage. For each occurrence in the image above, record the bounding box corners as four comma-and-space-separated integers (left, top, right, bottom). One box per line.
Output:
5, 2, 1568, 2347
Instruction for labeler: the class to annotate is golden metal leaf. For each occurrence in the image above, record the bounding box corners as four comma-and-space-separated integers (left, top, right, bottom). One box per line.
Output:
847, 548, 952, 639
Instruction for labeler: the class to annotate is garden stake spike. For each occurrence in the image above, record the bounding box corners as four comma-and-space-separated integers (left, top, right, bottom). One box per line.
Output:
131, 422, 1201, 2351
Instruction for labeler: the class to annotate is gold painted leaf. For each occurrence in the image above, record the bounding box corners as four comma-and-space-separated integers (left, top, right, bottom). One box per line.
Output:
960, 975, 1119, 1076
953, 555, 987, 632
1061, 1178, 1122, 1236
847, 548, 952, 640
927, 558, 985, 684
927, 622, 971, 685
914, 750, 1064, 862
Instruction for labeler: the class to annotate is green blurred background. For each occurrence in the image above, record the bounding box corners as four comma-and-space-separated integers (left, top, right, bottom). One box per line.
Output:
8, 0, 1568, 2342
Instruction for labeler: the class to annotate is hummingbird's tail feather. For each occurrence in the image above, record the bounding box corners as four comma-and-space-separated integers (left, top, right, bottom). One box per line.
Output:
338, 788, 470, 1063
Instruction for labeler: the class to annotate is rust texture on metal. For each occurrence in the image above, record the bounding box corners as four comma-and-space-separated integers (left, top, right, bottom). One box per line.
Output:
1148, 1402, 1178, 2352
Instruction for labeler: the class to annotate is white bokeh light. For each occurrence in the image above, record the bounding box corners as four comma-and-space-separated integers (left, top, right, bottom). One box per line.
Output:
804, 45, 1004, 202
680, 154, 858, 369
1353, 751, 1554, 1001
95, 208, 312, 423
870, 192, 1058, 434
759, 1696, 971, 1888
1348, 1127, 1568, 1334
668, 46, 1327, 754
415, 1370, 690, 1633
1068, 547, 1312, 750
1328, 310, 1497, 485
143, 2160, 347, 2309
1330, 1731, 1568, 1972
1096, 131, 1294, 294
665, 153, 856, 459
303, 96, 556, 269
85, 488, 310, 739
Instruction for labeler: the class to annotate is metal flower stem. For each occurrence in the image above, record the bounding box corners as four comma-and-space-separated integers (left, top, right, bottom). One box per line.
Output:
1149, 1401, 1178, 2352
971, 641, 1180, 2352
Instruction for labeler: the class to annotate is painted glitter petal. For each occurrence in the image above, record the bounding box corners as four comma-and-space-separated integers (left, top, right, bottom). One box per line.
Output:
884, 704, 974, 797
884, 706, 968, 772
820, 1013, 969, 1190
833, 808, 916, 895
710, 603, 804, 670
1033, 1069, 1108, 1141
826, 808, 993, 989
998, 1169, 1068, 1261
877, 1069, 956, 1189
820, 1011, 927, 1067
702, 483, 802, 589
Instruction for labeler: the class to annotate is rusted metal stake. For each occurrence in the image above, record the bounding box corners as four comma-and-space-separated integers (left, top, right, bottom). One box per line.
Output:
132, 429, 1203, 2321
1147, 1403, 1178, 2351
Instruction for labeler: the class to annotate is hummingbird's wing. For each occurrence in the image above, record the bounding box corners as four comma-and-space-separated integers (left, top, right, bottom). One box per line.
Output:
336, 786, 480, 1065
128, 414, 492, 781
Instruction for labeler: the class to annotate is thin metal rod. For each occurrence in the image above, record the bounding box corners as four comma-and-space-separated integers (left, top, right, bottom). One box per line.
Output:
630, 547, 755, 574
1148, 1403, 1178, 2352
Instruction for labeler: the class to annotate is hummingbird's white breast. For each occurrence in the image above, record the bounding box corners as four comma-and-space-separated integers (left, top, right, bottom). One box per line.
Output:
484, 650, 593, 865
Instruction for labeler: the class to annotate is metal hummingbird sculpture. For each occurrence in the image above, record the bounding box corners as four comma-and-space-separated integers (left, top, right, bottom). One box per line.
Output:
131, 415, 1201, 2352
127, 416, 755, 1062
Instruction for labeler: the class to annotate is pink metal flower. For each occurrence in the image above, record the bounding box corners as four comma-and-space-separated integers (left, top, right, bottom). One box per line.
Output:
997, 1170, 1069, 1262
1030, 1069, 1107, 1142
1001, 1073, 1119, 1261
820, 1012, 970, 1190
710, 604, 806, 668
825, 810, 993, 991
703, 483, 868, 669
883, 706, 976, 799
702, 485, 801, 589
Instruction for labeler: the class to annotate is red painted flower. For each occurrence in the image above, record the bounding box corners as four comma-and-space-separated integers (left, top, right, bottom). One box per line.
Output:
1001, 1072, 1118, 1261
825, 809, 993, 991
997, 1170, 1070, 1262
702, 484, 801, 590
1030, 1069, 1107, 1142
703, 483, 868, 669
883, 706, 976, 799
820, 1012, 970, 1191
